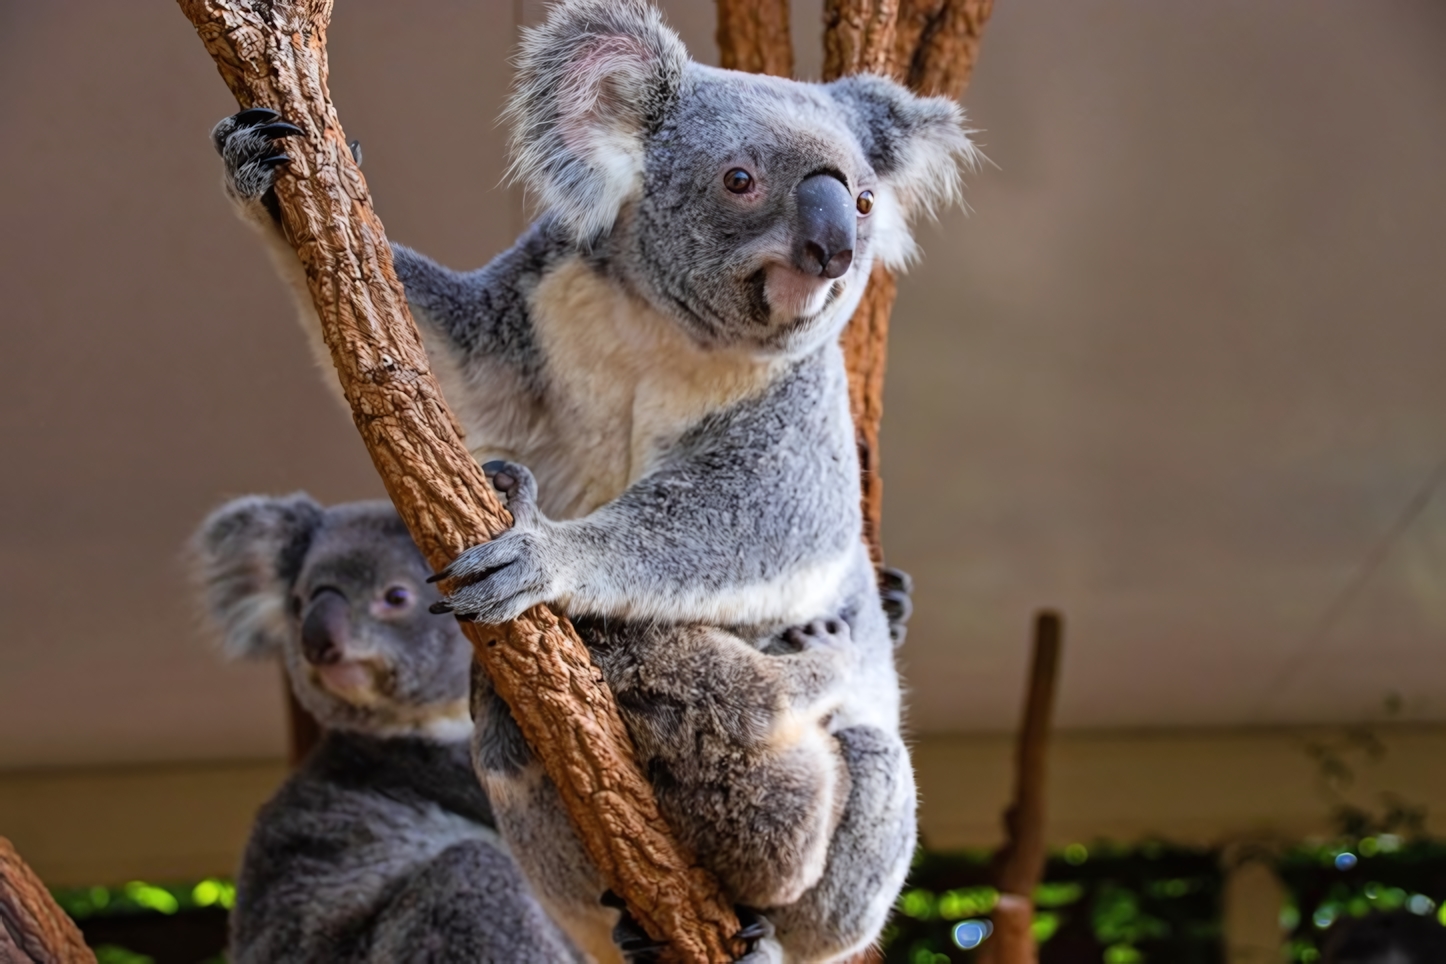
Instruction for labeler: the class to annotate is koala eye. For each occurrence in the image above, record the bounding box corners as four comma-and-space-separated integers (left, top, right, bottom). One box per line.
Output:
856, 190, 874, 215
723, 168, 754, 194
382, 586, 412, 609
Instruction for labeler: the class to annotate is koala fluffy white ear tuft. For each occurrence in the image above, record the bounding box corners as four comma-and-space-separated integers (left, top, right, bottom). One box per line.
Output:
191, 493, 323, 662
827, 74, 980, 269
507, 0, 688, 242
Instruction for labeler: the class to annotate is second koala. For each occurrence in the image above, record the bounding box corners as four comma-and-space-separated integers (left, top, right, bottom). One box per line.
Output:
194, 496, 579, 963
210, 0, 971, 958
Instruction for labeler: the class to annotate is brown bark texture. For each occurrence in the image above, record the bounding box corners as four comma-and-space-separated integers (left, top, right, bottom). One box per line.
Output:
977, 611, 1063, 964
823, 0, 995, 564
716, 0, 793, 76
174, 1, 740, 960
0, 837, 95, 964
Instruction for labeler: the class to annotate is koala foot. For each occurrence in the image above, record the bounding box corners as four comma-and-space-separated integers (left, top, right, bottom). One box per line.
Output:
879, 566, 913, 647
604, 892, 777, 963
781, 617, 851, 653
428, 460, 558, 624
211, 108, 303, 219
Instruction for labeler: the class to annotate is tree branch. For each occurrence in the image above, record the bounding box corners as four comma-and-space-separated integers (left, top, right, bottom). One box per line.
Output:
0, 837, 94, 964
716, 0, 793, 76
174, 2, 739, 959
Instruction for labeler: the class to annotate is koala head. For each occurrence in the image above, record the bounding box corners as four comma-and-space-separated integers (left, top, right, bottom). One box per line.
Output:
509, 0, 977, 355
192, 495, 473, 740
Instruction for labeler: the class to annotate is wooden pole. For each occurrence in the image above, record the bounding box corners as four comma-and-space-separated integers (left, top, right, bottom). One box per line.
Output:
174, 2, 739, 960
978, 610, 1063, 964
0, 837, 95, 964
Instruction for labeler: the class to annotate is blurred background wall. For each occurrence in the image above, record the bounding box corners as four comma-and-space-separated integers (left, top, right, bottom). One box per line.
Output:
2, 0, 1445, 921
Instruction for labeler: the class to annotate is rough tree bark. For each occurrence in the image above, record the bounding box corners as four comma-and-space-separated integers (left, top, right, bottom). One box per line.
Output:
718, 0, 993, 565
175, 2, 739, 961
0, 838, 95, 964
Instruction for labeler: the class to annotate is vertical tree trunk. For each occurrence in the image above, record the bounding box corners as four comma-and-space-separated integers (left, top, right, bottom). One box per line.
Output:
175, 2, 739, 960
717, 0, 793, 75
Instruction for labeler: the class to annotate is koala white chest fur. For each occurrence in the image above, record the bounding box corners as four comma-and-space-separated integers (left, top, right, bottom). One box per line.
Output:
213, 0, 973, 957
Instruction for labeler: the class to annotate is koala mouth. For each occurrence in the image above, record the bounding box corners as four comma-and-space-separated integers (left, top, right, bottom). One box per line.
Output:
314, 659, 383, 703
763, 263, 845, 324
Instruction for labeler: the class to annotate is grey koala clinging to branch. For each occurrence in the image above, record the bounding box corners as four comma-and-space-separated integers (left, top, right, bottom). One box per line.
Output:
211, 0, 970, 957
193, 496, 581, 964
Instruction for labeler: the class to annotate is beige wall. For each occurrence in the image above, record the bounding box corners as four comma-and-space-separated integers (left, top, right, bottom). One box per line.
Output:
7, 723, 1442, 887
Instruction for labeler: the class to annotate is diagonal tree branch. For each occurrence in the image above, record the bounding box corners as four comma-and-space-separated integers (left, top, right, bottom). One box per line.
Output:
175, 1, 739, 960
0, 837, 95, 964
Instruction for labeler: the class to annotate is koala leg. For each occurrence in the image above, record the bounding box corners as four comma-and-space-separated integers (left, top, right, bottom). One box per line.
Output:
765, 725, 917, 962
469, 663, 622, 963
595, 618, 856, 912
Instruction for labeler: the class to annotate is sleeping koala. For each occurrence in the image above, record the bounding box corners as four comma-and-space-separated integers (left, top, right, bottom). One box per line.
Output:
193, 495, 579, 963
209, 0, 970, 958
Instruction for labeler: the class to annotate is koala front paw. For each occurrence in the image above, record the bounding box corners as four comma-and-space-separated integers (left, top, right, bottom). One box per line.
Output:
428, 461, 559, 623
211, 107, 303, 217
879, 566, 913, 647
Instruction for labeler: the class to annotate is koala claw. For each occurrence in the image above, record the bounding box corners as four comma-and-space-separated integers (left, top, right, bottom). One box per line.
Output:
879, 565, 914, 647
212, 108, 305, 211
233, 106, 280, 126
606, 893, 774, 964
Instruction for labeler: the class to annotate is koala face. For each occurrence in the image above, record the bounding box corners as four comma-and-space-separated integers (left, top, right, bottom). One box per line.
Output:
193, 496, 473, 739
510, 0, 977, 355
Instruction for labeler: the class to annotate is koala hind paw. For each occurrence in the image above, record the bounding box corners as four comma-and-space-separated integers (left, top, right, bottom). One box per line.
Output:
605, 893, 778, 964
782, 617, 851, 652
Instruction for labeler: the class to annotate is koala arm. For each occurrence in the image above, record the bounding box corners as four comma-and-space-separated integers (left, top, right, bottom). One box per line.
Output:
439, 354, 863, 627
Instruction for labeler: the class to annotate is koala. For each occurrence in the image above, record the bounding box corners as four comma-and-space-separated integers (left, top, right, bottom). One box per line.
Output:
209, 0, 970, 958
193, 495, 580, 963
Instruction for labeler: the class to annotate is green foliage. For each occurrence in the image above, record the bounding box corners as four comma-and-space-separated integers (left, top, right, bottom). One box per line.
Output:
1276, 835, 1446, 961
882, 843, 1221, 963
51, 879, 235, 921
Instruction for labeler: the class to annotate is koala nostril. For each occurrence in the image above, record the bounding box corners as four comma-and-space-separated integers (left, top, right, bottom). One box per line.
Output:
301, 589, 349, 666
823, 248, 853, 279
802, 241, 829, 274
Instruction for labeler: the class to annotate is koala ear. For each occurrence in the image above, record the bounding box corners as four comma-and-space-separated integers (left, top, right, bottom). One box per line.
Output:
507, 0, 688, 242
826, 73, 980, 269
191, 494, 323, 662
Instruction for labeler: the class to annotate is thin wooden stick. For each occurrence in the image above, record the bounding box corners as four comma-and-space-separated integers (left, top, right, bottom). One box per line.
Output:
979, 610, 1063, 964
174, 2, 739, 960
0, 837, 95, 964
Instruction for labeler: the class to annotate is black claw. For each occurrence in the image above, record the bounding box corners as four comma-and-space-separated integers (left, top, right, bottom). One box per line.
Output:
428, 601, 453, 615
256, 121, 304, 139
879, 566, 913, 595
234, 107, 280, 125
349, 139, 363, 166
733, 921, 768, 941
482, 460, 507, 474
600, 890, 628, 910
426, 570, 450, 584
259, 153, 292, 168
618, 936, 668, 954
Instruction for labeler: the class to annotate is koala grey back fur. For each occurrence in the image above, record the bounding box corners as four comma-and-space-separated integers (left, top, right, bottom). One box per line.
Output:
193, 496, 579, 963
210, 0, 974, 957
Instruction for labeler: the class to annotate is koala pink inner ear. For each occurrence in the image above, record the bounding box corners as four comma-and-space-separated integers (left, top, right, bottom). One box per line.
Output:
556, 35, 654, 150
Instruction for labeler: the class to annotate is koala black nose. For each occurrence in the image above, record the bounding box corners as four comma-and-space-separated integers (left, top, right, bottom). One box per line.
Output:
794, 174, 856, 280
301, 588, 350, 666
